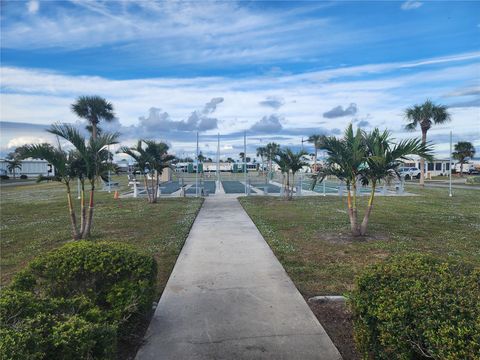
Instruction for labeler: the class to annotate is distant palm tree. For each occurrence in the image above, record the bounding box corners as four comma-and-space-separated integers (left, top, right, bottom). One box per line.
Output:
274, 148, 308, 200
6, 158, 22, 179
71, 95, 115, 140
239, 152, 245, 162
307, 134, 326, 172
197, 152, 206, 163
265, 142, 280, 181
405, 99, 451, 185
256, 146, 267, 174
452, 141, 476, 176
121, 140, 175, 203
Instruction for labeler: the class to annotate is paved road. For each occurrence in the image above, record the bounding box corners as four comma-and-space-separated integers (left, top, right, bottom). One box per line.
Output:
136, 197, 341, 360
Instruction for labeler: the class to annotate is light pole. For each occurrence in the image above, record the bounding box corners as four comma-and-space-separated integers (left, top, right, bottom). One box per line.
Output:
449, 131, 453, 197
196, 132, 199, 197
244, 131, 248, 196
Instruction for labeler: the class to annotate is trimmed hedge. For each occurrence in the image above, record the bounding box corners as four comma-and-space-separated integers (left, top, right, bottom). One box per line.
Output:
349, 255, 480, 360
1, 241, 157, 359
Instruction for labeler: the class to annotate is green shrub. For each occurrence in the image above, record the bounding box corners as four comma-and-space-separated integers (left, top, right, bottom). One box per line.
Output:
1, 241, 157, 359
349, 255, 480, 360
20, 174, 28, 179
0, 174, 10, 180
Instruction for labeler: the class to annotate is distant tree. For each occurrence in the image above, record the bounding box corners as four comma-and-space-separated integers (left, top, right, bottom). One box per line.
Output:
307, 134, 326, 172
121, 141, 175, 203
453, 141, 476, 176
274, 148, 308, 200
256, 146, 267, 174
71, 95, 115, 140
265, 142, 280, 180
226, 157, 235, 163
197, 152, 206, 163
239, 152, 245, 162
405, 99, 451, 185
6, 156, 22, 179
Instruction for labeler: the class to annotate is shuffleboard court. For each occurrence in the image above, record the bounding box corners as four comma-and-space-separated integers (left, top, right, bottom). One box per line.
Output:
159, 181, 181, 194
252, 183, 281, 193
185, 181, 216, 195
221, 181, 256, 194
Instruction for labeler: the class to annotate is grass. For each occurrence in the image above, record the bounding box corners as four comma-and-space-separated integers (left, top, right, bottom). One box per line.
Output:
0, 178, 203, 298
239, 186, 480, 297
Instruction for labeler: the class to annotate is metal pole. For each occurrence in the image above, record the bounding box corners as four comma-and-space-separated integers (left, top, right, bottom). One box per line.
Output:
196, 132, 199, 197
217, 133, 220, 183
300, 137, 304, 196
244, 131, 247, 196
108, 144, 111, 193
449, 130, 453, 197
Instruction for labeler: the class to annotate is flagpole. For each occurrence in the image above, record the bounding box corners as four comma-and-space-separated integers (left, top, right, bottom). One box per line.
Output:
217, 133, 220, 183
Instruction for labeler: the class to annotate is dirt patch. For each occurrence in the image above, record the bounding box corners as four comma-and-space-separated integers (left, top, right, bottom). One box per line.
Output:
318, 231, 389, 244
308, 299, 360, 360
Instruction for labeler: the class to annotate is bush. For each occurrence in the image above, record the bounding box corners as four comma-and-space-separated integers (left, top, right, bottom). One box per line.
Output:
349, 255, 480, 360
1, 241, 157, 359
20, 174, 28, 179
0, 175, 10, 180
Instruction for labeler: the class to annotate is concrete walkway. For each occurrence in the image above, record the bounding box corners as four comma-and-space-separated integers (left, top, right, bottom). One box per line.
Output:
136, 197, 341, 360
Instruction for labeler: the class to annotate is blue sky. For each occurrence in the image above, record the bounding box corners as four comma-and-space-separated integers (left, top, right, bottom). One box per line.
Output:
1, 0, 479, 159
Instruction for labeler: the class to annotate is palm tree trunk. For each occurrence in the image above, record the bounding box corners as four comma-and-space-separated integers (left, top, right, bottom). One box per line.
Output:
80, 180, 86, 235
150, 173, 155, 203
420, 130, 427, 186
290, 173, 295, 200
92, 123, 97, 141
143, 174, 151, 203
65, 182, 79, 240
360, 182, 376, 236
314, 148, 318, 172
460, 162, 464, 177
82, 181, 95, 238
348, 183, 360, 236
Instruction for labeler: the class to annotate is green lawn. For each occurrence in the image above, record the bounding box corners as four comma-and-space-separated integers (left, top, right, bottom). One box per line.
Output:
1, 180, 203, 297
240, 186, 480, 297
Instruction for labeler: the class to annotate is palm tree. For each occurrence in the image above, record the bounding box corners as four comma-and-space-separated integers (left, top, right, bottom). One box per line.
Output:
360, 129, 433, 235
404, 99, 451, 185
273, 150, 290, 198
6, 157, 22, 179
323, 124, 433, 236
265, 142, 280, 181
48, 123, 119, 237
274, 148, 308, 200
71, 96, 115, 140
256, 146, 267, 176
19, 143, 81, 240
239, 152, 245, 162
452, 141, 476, 176
197, 152, 206, 163
322, 125, 366, 235
307, 134, 326, 172
121, 140, 175, 203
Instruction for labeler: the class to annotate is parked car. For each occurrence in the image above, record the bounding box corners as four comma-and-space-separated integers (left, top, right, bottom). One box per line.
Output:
398, 167, 421, 180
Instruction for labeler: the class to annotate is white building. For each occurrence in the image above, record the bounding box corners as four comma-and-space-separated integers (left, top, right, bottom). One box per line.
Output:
403, 158, 454, 177
0, 159, 54, 178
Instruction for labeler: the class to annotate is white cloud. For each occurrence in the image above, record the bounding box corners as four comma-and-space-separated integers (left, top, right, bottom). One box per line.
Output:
7, 136, 48, 148
1, 52, 479, 158
401, 1, 423, 10
27, 0, 39, 14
